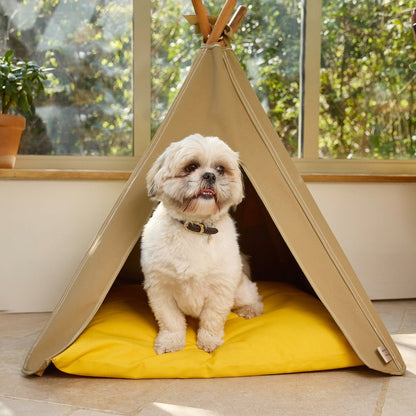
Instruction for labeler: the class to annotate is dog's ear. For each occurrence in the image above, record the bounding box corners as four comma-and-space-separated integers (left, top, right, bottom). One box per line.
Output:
146, 151, 167, 199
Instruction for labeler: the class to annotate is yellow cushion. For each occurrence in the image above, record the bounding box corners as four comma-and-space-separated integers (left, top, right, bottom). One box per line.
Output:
52, 282, 362, 378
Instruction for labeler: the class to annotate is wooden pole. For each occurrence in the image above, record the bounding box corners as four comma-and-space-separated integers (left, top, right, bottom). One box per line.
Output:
229, 5, 247, 34
206, 0, 237, 44
192, 0, 212, 42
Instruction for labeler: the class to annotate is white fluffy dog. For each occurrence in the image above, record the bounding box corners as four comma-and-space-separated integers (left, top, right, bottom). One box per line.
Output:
141, 133, 263, 354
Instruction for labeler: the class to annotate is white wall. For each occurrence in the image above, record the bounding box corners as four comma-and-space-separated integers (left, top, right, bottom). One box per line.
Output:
0, 180, 124, 312
1, 179, 415, 312
308, 182, 416, 300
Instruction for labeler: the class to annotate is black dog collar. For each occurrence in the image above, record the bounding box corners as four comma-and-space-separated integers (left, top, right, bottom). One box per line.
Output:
179, 220, 218, 235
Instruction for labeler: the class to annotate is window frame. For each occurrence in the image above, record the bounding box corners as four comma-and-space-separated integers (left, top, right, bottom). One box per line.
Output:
298, 0, 416, 175
14, 0, 150, 171
12, 0, 416, 175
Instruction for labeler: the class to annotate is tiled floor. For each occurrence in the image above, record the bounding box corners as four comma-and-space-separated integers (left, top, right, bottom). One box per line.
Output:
1, 299, 415, 416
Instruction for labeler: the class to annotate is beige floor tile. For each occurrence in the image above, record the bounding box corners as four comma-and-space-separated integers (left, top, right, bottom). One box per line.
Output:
0, 395, 73, 416
70, 409, 126, 416
138, 369, 386, 416
400, 307, 416, 333
0, 312, 50, 337
381, 376, 416, 416
13, 371, 174, 414
372, 300, 408, 334
0, 331, 44, 392
0, 312, 51, 378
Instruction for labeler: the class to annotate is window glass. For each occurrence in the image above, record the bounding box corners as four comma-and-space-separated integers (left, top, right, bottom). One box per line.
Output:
320, 0, 416, 159
151, 0, 301, 156
3, 0, 301, 159
1, 0, 133, 156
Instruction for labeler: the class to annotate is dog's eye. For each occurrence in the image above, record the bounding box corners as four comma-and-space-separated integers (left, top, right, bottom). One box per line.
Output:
216, 165, 225, 175
185, 163, 199, 173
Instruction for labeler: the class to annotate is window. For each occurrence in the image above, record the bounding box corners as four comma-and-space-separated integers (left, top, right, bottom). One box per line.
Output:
1, 0, 133, 157
1, 0, 415, 173
319, 0, 416, 160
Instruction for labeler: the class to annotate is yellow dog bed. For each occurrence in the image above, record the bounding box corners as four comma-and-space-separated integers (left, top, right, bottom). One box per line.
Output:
52, 282, 362, 378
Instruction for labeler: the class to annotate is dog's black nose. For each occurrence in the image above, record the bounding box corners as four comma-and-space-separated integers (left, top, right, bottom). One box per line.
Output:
202, 172, 216, 184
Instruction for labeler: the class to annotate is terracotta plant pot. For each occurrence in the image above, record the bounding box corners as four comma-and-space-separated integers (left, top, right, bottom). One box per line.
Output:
0, 114, 26, 168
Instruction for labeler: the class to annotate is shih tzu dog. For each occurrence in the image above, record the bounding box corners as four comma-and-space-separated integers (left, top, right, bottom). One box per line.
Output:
141, 133, 263, 354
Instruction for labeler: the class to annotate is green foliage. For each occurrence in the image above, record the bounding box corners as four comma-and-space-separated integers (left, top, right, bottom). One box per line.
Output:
0, 50, 51, 114
151, 0, 200, 136
320, 0, 416, 159
233, 0, 301, 155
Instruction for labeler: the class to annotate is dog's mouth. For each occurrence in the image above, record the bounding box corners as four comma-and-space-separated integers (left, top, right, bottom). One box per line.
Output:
198, 188, 216, 199
182, 187, 220, 213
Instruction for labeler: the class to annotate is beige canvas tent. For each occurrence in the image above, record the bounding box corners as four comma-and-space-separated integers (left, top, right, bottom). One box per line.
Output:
23, 0, 405, 377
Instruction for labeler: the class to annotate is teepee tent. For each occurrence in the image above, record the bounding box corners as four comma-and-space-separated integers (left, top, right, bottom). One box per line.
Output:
23, 0, 405, 377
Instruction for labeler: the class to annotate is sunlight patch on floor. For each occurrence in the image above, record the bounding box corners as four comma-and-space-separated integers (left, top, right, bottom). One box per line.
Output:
392, 333, 416, 376
0, 401, 14, 416
152, 402, 221, 416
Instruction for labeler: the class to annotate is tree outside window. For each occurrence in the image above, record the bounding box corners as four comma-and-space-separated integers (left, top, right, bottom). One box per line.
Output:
320, 0, 416, 159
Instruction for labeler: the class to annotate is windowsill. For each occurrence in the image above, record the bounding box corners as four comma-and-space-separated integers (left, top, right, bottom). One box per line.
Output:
0, 169, 131, 181
1, 169, 416, 183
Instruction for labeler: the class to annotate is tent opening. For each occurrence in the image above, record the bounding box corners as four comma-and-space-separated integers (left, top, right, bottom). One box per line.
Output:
233, 171, 314, 295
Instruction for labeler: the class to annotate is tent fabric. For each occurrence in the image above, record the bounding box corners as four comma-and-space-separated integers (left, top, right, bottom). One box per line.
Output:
52, 282, 363, 379
23, 43, 405, 377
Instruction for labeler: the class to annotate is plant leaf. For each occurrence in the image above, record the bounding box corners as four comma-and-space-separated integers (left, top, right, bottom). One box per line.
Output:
5, 50, 13, 61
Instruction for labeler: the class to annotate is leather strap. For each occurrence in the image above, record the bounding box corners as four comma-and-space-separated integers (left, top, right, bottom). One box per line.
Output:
180, 220, 218, 235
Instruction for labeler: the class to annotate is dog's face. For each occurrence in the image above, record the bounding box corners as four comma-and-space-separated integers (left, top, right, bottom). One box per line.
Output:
146, 134, 243, 220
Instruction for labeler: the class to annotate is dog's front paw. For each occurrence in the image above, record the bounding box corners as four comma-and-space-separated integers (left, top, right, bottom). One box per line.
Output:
196, 328, 224, 353
233, 300, 263, 319
154, 330, 186, 355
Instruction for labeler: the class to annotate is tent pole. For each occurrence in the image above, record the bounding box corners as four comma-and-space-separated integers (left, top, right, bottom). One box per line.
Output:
229, 5, 247, 34
207, 0, 237, 44
192, 0, 212, 42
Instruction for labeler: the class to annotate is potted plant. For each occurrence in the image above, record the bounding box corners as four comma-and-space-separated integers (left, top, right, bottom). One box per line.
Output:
0, 50, 51, 168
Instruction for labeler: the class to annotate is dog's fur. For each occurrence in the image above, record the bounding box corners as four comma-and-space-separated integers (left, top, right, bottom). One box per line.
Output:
141, 133, 263, 354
